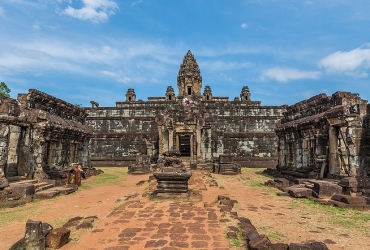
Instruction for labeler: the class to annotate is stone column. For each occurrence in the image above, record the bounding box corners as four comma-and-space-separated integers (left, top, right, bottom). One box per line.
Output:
196, 128, 201, 160
168, 130, 174, 151
0, 124, 9, 189
328, 126, 339, 176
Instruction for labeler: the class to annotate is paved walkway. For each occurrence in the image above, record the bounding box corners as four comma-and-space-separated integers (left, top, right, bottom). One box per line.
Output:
75, 171, 238, 250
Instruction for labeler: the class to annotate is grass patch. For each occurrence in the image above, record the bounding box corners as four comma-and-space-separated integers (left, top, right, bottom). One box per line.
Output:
79, 167, 127, 190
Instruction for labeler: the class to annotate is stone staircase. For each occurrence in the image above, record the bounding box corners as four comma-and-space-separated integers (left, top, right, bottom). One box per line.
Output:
7, 178, 76, 201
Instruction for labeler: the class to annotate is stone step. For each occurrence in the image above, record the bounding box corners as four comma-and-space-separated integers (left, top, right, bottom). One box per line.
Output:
10, 179, 38, 185
34, 190, 60, 199
7, 176, 27, 182
48, 186, 75, 195
35, 183, 55, 192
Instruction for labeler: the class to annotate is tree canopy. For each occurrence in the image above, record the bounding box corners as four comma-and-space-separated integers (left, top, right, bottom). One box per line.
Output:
0, 82, 11, 98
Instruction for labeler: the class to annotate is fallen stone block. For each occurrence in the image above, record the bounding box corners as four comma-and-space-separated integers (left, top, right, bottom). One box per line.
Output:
270, 242, 289, 250
287, 187, 313, 198
331, 194, 367, 205
248, 234, 272, 250
46, 227, 70, 249
8, 183, 35, 198
339, 177, 370, 188
34, 190, 60, 199
289, 241, 329, 250
311, 181, 342, 198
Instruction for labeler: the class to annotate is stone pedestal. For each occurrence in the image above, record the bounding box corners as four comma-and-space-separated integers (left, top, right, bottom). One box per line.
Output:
152, 171, 192, 196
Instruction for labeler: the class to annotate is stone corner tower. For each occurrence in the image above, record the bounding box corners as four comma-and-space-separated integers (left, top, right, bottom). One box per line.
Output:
177, 50, 202, 98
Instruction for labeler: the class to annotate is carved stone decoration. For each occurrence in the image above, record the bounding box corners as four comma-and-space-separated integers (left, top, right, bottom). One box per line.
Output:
152, 150, 192, 196
240, 86, 251, 102
125, 88, 136, 102
177, 50, 202, 98
90, 101, 99, 108
165, 86, 176, 101
203, 85, 212, 101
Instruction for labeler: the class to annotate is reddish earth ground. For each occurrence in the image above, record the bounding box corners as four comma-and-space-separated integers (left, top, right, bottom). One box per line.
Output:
1, 168, 370, 250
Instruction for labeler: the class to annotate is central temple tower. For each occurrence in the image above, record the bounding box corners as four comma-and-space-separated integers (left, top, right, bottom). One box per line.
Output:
177, 50, 202, 98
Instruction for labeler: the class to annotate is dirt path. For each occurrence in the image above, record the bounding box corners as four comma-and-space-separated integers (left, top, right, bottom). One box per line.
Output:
1, 168, 370, 250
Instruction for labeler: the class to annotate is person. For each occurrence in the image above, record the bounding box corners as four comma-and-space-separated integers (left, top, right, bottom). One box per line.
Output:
77, 161, 86, 179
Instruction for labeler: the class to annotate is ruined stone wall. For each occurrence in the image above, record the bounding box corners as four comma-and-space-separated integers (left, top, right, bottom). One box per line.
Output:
87, 98, 285, 167
204, 102, 285, 167
85, 104, 161, 166
0, 90, 92, 188
276, 92, 370, 178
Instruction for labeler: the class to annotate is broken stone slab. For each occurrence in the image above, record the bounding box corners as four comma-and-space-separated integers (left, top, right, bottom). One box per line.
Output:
35, 183, 55, 192
248, 234, 272, 249
339, 177, 370, 188
8, 182, 35, 198
286, 187, 313, 198
289, 241, 329, 250
48, 186, 75, 195
311, 180, 343, 198
46, 227, 70, 249
270, 243, 289, 250
219, 154, 233, 163
331, 194, 367, 205
34, 189, 60, 199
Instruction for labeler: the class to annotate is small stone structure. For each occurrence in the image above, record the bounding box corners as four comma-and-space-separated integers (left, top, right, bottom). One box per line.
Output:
213, 154, 241, 175
0, 89, 92, 189
128, 153, 151, 175
152, 151, 192, 196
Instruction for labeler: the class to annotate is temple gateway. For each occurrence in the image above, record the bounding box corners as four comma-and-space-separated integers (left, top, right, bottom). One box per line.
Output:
86, 51, 286, 168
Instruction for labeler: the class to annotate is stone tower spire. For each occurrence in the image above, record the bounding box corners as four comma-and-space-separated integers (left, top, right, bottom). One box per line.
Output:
177, 50, 202, 98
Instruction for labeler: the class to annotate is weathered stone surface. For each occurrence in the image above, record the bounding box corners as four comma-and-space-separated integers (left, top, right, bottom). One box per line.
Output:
331, 194, 367, 205
45, 227, 71, 249
8, 183, 35, 198
289, 241, 329, 250
248, 234, 272, 250
85, 51, 285, 167
311, 181, 342, 198
11, 220, 47, 250
286, 187, 313, 198
339, 177, 370, 188
34, 190, 60, 199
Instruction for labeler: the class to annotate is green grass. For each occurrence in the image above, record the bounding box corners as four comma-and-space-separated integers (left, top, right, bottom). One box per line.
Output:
293, 199, 370, 230
79, 167, 127, 190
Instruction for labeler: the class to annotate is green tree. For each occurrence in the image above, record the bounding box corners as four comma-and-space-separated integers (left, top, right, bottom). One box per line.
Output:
0, 82, 11, 98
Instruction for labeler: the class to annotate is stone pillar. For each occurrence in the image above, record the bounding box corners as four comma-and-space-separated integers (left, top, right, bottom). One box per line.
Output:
0, 124, 9, 189
168, 130, 174, 151
196, 128, 201, 160
328, 126, 340, 176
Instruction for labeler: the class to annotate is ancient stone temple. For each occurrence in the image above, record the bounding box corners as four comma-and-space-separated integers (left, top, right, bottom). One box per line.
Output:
86, 50, 286, 167
0, 89, 92, 188
275, 92, 370, 178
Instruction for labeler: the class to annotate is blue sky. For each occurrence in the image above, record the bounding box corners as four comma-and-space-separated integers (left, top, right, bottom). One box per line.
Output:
1, 0, 370, 107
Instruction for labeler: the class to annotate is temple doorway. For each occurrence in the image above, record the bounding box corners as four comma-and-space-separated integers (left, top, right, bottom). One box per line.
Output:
179, 135, 191, 156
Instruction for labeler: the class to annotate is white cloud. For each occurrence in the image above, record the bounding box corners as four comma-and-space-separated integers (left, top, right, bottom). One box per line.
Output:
319, 45, 370, 78
241, 23, 248, 29
0, 6, 4, 17
151, 78, 158, 83
100, 70, 131, 83
131, 0, 143, 6
64, 0, 119, 23
260, 67, 320, 83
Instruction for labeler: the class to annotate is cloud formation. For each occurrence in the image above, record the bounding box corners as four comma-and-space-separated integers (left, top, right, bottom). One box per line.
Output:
241, 23, 248, 28
260, 67, 320, 83
64, 0, 119, 23
319, 45, 370, 78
